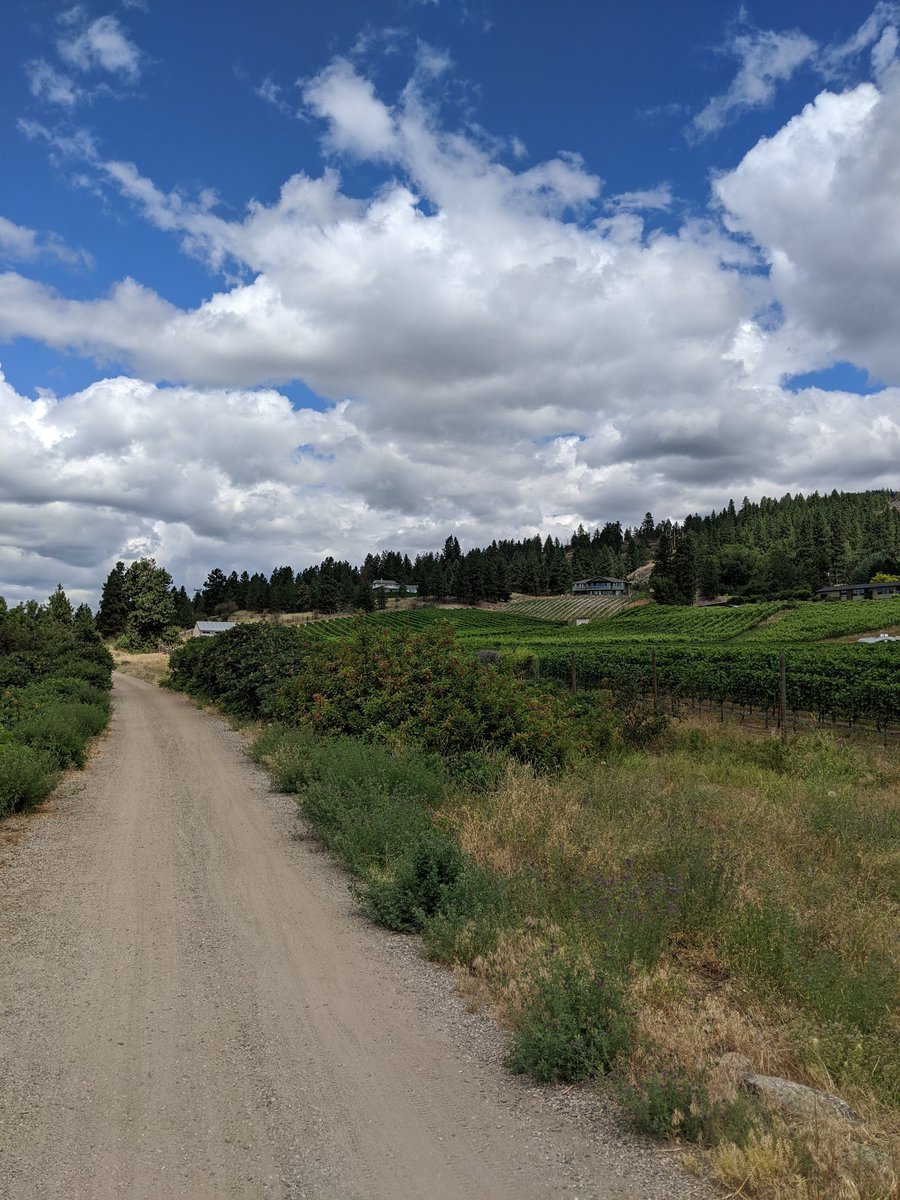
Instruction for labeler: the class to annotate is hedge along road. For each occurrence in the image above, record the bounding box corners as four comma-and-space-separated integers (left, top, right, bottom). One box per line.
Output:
0, 673, 709, 1200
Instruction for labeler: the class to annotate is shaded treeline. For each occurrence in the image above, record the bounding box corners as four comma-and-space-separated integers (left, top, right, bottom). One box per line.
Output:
96, 488, 900, 624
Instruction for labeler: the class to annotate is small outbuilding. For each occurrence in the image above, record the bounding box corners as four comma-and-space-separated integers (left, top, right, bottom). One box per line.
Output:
192, 620, 238, 637
370, 579, 418, 595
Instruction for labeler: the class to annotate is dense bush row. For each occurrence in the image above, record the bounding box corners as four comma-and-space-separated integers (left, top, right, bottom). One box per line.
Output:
179, 604, 900, 727
0, 603, 113, 818
168, 621, 575, 769
250, 728, 505, 948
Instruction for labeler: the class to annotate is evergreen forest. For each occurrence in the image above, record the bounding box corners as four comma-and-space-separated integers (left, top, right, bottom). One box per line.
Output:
96, 488, 900, 624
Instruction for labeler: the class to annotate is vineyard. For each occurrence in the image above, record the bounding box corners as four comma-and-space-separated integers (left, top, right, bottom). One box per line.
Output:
570, 601, 786, 641
506, 594, 634, 622
294, 607, 559, 644
741, 597, 900, 642
258, 601, 900, 731
522, 642, 898, 726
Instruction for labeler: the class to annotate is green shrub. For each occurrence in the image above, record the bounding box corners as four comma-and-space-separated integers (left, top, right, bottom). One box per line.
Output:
360, 832, 465, 932
619, 698, 669, 750
618, 1059, 762, 1146
12, 701, 107, 767
618, 1063, 709, 1142
501, 646, 538, 677
724, 901, 801, 992
441, 748, 510, 794
506, 956, 633, 1083
636, 837, 737, 938
114, 630, 158, 652
799, 948, 896, 1034
794, 1017, 900, 1110
272, 735, 446, 874
0, 740, 57, 816
360, 831, 508, 939
167, 624, 311, 715
420, 864, 508, 963
249, 724, 319, 793
266, 623, 571, 769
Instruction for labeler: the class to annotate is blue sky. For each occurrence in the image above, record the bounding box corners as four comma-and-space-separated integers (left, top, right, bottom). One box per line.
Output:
2, 0, 899, 601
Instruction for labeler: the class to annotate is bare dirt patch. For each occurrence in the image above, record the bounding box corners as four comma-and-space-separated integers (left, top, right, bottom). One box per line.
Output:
111, 648, 170, 685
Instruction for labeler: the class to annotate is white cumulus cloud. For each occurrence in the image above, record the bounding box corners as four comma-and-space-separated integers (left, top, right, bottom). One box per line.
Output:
3, 41, 900, 601
715, 64, 900, 384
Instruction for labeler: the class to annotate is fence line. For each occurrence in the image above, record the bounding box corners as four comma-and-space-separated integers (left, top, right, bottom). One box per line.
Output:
538, 643, 898, 751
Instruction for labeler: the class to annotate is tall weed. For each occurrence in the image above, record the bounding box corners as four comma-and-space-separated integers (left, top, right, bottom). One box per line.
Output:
506, 954, 633, 1083
0, 740, 57, 816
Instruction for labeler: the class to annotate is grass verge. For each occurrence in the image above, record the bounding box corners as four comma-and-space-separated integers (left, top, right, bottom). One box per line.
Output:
251, 719, 898, 1200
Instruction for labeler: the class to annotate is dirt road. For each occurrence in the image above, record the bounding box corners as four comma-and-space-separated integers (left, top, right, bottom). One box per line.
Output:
0, 673, 709, 1200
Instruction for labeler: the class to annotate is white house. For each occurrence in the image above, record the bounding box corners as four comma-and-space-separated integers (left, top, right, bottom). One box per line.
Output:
192, 620, 237, 637
370, 579, 419, 595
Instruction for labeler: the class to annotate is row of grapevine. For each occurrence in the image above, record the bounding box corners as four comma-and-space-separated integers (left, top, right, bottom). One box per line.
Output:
526, 642, 900, 727
507, 595, 634, 622
577, 602, 786, 642
742, 598, 900, 642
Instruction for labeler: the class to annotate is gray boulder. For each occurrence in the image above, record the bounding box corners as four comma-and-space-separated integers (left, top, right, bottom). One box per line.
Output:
718, 1053, 864, 1125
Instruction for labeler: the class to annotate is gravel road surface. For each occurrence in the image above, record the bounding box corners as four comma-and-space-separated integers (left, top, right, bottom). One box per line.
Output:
0, 672, 713, 1200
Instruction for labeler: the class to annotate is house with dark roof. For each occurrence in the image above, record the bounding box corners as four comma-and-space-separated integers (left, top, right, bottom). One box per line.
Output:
815, 581, 900, 601
572, 577, 628, 596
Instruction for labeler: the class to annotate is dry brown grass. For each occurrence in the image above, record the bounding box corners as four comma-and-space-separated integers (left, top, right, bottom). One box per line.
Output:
448, 761, 613, 881
439, 726, 899, 1199
712, 1117, 898, 1200
112, 650, 170, 686
454, 918, 565, 1023
626, 963, 796, 1087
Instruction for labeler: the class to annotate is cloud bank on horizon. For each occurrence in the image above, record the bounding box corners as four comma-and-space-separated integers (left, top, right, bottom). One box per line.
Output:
1, 1, 899, 603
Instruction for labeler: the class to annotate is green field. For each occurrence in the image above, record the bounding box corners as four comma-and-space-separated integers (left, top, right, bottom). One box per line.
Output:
506, 594, 633, 622
286, 601, 900, 727
741, 597, 900, 642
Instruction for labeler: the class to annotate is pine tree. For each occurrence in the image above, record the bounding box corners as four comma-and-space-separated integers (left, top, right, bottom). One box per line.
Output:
673, 533, 698, 604
97, 562, 129, 637
246, 573, 270, 611
316, 558, 339, 614
171, 586, 195, 628
73, 603, 98, 641
269, 566, 297, 611
202, 568, 229, 611
47, 583, 73, 625
123, 559, 175, 645
355, 581, 374, 612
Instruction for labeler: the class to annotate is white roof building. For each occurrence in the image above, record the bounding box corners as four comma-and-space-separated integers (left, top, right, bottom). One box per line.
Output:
193, 621, 237, 637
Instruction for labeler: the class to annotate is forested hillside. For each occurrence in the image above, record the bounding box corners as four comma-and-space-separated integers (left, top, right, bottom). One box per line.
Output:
665, 488, 900, 603
96, 488, 900, 622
